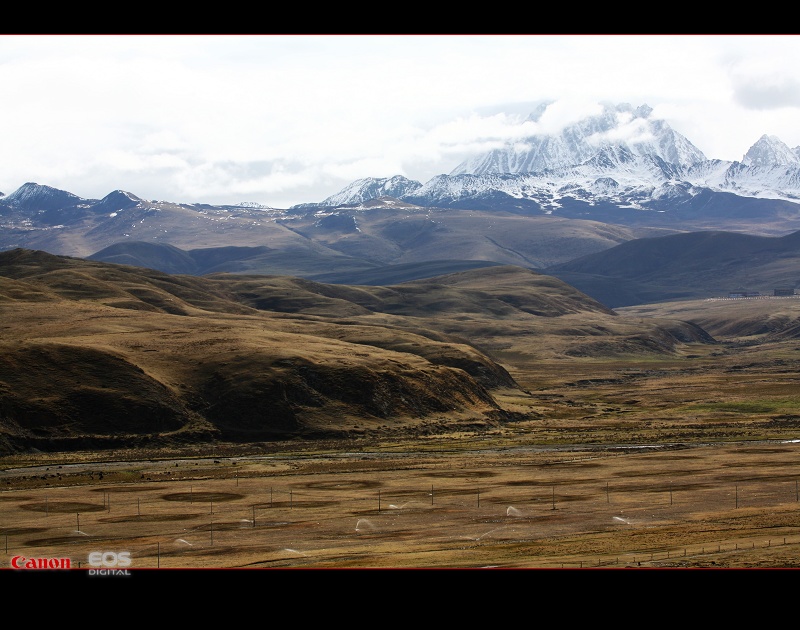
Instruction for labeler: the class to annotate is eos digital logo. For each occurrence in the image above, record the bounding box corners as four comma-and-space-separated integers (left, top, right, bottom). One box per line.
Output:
87, 551, 132, 576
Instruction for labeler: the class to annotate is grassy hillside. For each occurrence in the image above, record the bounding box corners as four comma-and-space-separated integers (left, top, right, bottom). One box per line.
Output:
0, 249, 714, 454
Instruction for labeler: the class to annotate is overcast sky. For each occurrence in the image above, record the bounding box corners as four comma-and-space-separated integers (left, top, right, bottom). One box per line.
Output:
1, 34, 799, 208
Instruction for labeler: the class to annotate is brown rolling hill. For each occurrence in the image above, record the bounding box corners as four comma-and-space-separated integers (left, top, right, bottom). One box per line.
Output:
0, 248, 715, 455
617, 294, 800, 343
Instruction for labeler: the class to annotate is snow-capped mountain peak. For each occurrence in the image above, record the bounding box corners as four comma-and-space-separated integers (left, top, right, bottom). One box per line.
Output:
741, 134, 800, 167
312, 175, 422, 208
449, 102, 707, 178
5, 182, 86, 211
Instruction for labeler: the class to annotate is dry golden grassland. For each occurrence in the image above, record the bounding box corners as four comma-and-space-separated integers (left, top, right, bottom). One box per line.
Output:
3, 339, 800, 571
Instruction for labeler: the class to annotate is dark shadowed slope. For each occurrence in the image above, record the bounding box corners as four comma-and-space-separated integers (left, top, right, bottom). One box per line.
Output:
545, 230, 800, 307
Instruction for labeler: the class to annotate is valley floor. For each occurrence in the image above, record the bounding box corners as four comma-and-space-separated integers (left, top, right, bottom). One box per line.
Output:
4, 321, 800, 572
1, 437, 799, 571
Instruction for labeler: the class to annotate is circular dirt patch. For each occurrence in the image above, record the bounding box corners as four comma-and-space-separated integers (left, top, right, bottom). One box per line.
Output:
26, 535, 99, 547
162, 492, 244, 503
0, 527, 47, 536
91, 486, 159, 493
100, 513, 203, 523
423, 470, 498, 479
253, 500, 335, 509
195, 520, 258, 531
20, 501, 105, 513
303, 480, 382, 490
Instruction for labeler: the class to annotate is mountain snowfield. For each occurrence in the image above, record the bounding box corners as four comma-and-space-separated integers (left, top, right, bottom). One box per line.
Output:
301, 102, 800, 212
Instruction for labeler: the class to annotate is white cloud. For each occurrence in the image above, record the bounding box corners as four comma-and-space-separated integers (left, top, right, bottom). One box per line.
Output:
1, 34, 800, 207
732, 76, 800, 110
535, 100, 605, 135
588, 114, 655, 147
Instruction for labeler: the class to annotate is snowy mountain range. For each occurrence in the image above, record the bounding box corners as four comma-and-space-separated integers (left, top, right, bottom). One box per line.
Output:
298, 102, 800, 214
4, 101, 800, 271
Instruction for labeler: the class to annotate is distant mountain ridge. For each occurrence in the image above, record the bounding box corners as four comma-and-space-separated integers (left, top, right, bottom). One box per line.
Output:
4, 101, 800, 308
545, 230, 800, 307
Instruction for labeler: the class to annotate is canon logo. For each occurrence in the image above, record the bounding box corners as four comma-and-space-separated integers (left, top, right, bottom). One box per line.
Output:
11, 556, 71, 569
